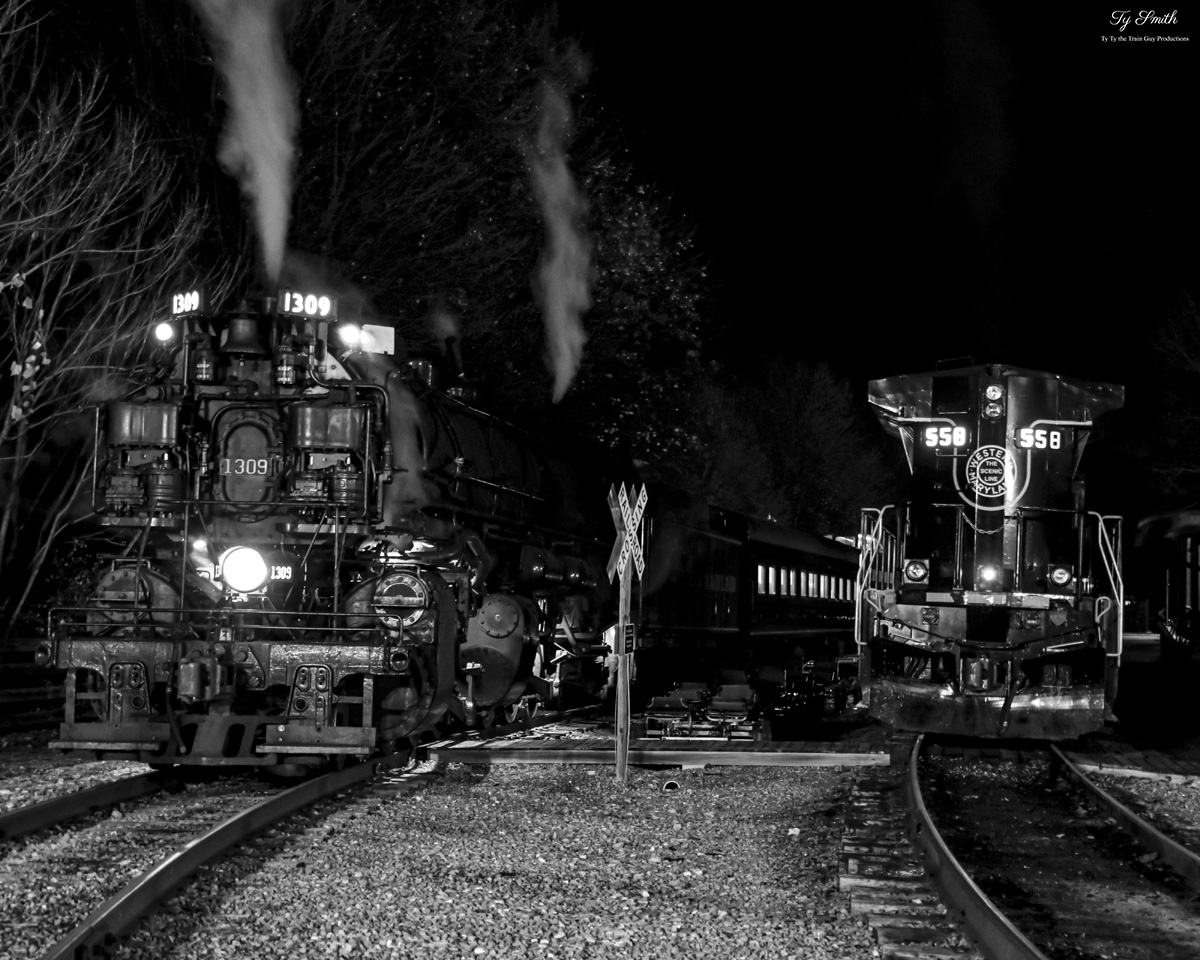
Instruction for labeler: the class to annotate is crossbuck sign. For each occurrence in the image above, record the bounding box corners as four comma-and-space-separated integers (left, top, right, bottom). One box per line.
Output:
606, 483, 647, 582
606, 482, 646, 784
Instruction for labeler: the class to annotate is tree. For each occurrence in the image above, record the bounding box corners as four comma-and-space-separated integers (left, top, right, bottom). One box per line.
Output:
0, 0, 220, 631
738, 362, 902, 535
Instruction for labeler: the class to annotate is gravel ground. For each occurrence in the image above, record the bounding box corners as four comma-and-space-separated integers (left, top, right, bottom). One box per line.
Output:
1090, 771, 1200, 852
0, 775, 275, 959
0, 729, 150, 811
108, 763, 879, 960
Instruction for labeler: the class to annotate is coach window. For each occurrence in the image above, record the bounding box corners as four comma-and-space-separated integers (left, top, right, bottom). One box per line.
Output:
807, 572, 817, 597
769, 566, 778, 595
757, 564, 766, 594
790, 569, 797, 596
819, 574, 829, 598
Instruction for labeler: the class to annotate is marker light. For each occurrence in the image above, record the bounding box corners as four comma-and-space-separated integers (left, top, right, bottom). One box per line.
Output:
220, 546, 269, 593
1049, 565, 1073, 586
154, 322, 176, 343
903, 560, 930, 583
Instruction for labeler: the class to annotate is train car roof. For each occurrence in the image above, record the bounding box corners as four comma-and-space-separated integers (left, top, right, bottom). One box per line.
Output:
711, 505, 859, 564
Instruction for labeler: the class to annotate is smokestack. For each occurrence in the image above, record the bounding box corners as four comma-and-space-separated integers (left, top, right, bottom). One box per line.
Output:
192, 0, 298, 284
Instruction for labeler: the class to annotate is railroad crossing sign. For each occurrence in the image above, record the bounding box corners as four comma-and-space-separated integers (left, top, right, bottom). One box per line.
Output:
606, 482, 646, 785
606, 483, 647, 582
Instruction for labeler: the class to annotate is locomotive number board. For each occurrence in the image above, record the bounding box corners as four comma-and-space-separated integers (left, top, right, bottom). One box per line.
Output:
922, 425, 969, 447
278, 289, 338, 320
1015, 428, 1063, 450
170, 288, 207, 317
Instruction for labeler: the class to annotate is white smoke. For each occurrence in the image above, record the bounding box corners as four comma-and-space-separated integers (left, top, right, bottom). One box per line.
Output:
192, 0, 298, 283
528, 82, 591, 403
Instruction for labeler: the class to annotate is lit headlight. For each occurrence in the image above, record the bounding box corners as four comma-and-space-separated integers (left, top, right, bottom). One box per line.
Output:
220, 546, 269, 593
903, 560, 929, 583
154, 322, 177, 344
336, 324, 362, 347
984, 384, 1004, 401
983, 401, 1003, 419
978, 565, 1000, 584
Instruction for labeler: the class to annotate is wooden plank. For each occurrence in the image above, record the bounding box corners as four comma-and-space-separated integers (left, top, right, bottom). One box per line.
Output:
433, 746, 891, 767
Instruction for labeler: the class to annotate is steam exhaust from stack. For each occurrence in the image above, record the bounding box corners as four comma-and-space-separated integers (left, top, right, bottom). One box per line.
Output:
192, 0, 298, 284
528, 81, 592, 403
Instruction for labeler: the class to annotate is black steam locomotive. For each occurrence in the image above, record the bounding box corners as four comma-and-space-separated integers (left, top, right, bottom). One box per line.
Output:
38, 289, 858, 769
855, 363, 1125, 739
39, 289, 629, 771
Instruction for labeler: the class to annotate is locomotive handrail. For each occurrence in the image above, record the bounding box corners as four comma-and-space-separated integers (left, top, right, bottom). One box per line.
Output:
855, 506, 895, 648
1089, 511, 1124, 658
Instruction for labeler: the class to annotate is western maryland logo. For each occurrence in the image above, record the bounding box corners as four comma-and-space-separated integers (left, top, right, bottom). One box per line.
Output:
965, 445, 1013, 498
953, 443, 1027, 512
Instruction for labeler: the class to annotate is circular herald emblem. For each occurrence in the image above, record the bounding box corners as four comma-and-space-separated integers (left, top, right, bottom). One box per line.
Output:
965, 445, 1015, 499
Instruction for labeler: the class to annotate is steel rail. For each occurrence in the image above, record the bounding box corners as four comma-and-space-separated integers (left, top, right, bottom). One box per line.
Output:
40, 750, 417, 960
906, 735, 1050, 960
0, 772, 165, 842
1050, 743, 1200, 892
38, 707, 598, 960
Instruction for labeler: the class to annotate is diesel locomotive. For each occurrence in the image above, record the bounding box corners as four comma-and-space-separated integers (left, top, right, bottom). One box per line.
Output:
38, 289, 627, 771
855, 363, 1125, 739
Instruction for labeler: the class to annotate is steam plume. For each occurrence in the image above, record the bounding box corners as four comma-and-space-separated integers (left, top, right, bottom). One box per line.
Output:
192, 0, 298, 283
528, 82, 591, 402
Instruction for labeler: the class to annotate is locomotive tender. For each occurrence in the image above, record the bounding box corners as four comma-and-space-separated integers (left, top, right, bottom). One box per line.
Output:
856, 363, 1124, 739
39, 289, 627, 770
39, 288, 859, 767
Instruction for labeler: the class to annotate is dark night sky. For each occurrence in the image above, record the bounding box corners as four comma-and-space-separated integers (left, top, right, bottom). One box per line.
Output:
565, 3, 1199, 395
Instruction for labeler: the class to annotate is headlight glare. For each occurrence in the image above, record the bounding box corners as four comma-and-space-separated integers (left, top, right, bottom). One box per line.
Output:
221, 546, 269, 593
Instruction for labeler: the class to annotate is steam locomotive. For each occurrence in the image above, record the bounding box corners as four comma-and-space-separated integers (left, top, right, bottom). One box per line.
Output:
855, 363, 1125, 739
38, 289, 630, 771
37, 288, 858, 769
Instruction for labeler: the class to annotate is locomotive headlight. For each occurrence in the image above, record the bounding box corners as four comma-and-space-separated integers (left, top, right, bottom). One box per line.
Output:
983, 401, 1004, 419
978, 564, 1000, 584
336, 323, 362, 347
220, 546, 269, 593
153, 322, 177, 344
984, 384, 1004, 401
903, 560, 930, 583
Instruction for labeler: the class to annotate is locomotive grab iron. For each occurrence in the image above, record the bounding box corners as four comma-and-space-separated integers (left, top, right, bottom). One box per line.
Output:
856, 362, 1125, 739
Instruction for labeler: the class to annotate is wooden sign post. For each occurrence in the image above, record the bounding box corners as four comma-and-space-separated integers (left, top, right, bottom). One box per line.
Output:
606, 483, 646, 783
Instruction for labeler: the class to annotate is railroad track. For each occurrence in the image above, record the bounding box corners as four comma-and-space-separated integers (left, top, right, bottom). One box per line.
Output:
0, 709, 594, 960
843, 737, 1200, 960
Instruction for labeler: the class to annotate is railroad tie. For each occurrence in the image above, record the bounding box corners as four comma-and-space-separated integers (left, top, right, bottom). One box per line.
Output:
839, 772, 984, 960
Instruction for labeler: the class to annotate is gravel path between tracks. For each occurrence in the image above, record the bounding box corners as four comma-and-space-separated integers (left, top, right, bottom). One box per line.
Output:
1091, 771, 1200, 851
110, 763, 878, 960
0, 730, 150, 810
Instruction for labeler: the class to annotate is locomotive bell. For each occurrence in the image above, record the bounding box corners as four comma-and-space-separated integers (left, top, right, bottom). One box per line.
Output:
222, 304, 268, 356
